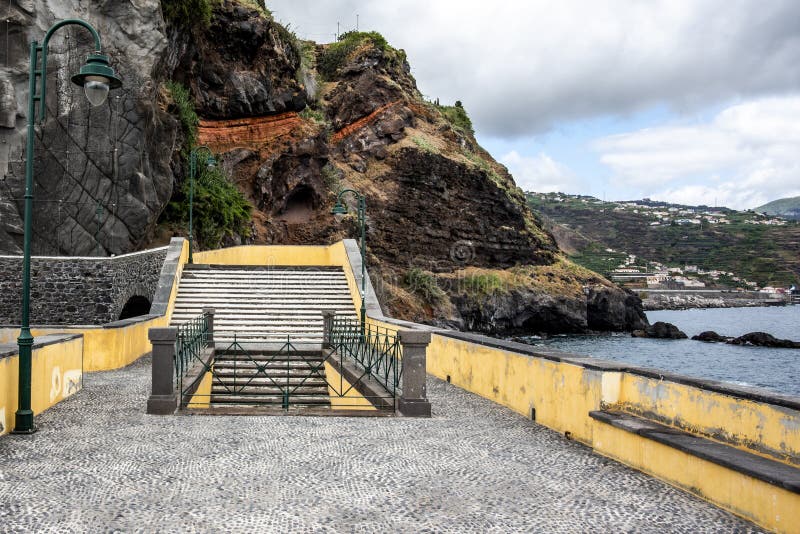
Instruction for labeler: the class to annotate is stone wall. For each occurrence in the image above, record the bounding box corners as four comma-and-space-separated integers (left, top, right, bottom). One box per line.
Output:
0, 247, 168, 326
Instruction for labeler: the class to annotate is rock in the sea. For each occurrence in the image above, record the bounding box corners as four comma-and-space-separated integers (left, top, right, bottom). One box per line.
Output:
632, 321, 687, 339
692, 331, 732, 343
727, 332, 800, 348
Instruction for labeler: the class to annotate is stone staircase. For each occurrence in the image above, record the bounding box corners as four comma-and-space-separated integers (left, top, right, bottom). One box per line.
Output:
171, 264, 359, 410
171, 265, 358, 347
209, 350, 331, 408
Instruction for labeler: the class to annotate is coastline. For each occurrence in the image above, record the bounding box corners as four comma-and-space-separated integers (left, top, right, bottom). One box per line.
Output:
639, 290, 790, 311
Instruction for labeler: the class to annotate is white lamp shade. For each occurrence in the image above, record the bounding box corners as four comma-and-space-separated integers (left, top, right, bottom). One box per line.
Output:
84, 76, 110, 107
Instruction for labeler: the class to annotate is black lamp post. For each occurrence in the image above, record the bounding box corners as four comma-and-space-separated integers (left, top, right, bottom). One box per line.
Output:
331, 189, 366, 335
14, 19, 122, 434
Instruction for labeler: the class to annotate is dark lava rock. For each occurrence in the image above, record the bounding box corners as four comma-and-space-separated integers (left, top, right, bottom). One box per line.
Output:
692, 331, 732, 343
586, 286, 648, 332
450, 283, 648, 336
632, 321, 687, 339
727, 332, 800, 348
166, 0, 307, 119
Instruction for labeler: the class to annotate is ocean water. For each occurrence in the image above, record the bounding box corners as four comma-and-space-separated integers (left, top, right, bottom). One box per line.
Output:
519, 306, 800, 397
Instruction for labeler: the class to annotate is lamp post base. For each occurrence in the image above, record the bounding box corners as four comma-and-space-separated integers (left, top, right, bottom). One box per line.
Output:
12, 409, 37, 434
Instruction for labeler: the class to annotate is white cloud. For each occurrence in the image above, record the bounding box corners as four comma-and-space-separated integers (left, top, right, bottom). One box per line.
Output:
269, 0, 800, 137
593, 96, 800, 208
500, 150, 577, 193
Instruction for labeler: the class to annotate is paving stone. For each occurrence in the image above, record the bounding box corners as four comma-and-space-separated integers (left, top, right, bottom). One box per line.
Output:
0, 355, 763, 532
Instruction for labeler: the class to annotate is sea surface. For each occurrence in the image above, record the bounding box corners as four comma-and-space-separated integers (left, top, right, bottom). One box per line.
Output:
519, 306, 800, 397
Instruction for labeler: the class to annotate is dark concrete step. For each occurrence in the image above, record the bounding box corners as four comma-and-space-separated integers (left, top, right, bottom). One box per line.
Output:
213, 356, 325, 364
210, 394, 331, 405
212, 375, 327, 385
213, 361, 325, 370
211, 385, 329, 396
590, 410, 800, 494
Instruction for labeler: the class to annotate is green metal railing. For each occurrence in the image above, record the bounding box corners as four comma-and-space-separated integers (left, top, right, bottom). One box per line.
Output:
175, 311, 212, 391
210, 335, 325, 409
328, 316, 403, 396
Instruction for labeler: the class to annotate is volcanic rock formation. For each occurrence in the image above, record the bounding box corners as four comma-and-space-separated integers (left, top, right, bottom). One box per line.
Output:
0, 0, 649, 335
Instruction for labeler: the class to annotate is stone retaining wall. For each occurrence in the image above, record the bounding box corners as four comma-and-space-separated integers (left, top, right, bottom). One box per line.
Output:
0, 247, 168, 325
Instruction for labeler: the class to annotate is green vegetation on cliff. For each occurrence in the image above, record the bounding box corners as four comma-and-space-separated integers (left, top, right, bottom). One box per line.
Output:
318, 31, 389, 78
163, 165, 252, 250
162, 81, 252, 249
165, 81, 198, 152
436, 101, 474, 136
161, 0, 216, 27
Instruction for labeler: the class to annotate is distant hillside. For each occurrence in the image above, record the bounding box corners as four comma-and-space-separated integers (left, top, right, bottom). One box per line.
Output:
527, 193, 800, 287
756, 196, 800, 220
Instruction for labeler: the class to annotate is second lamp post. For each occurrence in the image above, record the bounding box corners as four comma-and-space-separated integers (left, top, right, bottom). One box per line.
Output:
331, 189, 367, 334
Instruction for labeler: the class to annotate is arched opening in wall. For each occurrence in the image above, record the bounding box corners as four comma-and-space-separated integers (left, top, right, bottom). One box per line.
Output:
279, 185, 316, 224
119, 295, 151, 320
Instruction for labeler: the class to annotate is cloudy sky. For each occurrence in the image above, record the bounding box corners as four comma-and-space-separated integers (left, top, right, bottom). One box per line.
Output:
268, 0, 800, 209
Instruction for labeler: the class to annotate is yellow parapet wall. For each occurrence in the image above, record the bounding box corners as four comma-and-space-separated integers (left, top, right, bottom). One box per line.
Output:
427, 334, 602, 443
0, 335, 84, 436
592, 416, 800, 532
615, 372, 800, 465
421, 331, 800, 533
195, 244, 336, 267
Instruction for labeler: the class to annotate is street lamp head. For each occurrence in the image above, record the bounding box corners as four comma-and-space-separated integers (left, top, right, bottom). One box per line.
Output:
331, 201, 348, 222
71, 53, 123, 107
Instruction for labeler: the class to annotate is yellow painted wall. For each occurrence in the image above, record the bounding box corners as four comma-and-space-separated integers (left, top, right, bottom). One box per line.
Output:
615, 373, 800, 464
427, 334, 601, 444
0, 336, 84, 436
420, 330, 800, 533
323, 361, 377, 411
187, 370, 213, 409
593, 421, 800, 534
194, 245, 334, 267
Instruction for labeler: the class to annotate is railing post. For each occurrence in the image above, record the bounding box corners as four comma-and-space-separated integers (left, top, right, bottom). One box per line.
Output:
147, 327, 179, 415
203, 307, 215, 346
322, 310, 335, 349
397, 330, 432, 417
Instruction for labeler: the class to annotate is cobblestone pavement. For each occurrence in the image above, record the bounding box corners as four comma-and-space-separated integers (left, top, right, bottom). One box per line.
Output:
0, 356, 762, 533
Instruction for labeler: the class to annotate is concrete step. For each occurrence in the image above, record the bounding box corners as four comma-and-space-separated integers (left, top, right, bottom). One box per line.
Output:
213, 359, 326, 368
183, 271, 348, 276
184, 270, 345, 276
172, 315, 349, 324
212, 375, 327, 386
211, 385, 329, 396
210, 395, 331, 406
172, 308, 356, 314
174, 301, 352, 308
213, 353, 325, 362
176, 284, 351, 290
174, 293, 353, 300
179, 278, 350, 284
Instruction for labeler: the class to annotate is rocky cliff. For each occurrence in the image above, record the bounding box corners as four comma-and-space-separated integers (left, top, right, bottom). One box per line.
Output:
0, 0, 177, 256
0, 0, 647, 335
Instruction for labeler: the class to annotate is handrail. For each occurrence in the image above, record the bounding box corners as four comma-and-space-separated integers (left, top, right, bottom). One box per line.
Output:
328, 316, 403, 395
174, 311, 212, 389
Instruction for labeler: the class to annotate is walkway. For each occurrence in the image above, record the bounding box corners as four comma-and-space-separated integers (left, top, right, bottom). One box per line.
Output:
0, 356, 762, 532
